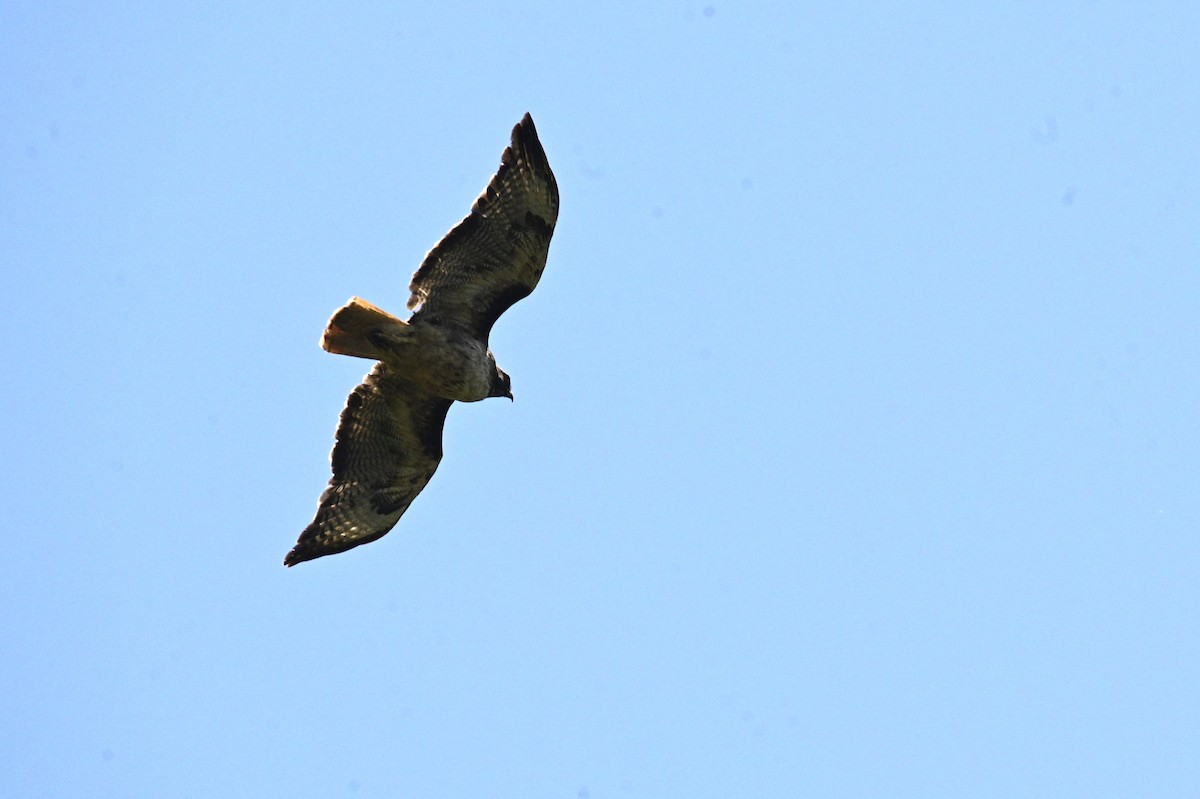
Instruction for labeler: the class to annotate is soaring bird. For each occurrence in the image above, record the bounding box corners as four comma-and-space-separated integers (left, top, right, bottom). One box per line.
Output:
285, 113, 558, 567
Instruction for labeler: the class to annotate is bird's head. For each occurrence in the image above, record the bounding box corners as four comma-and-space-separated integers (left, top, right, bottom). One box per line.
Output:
488, 364, 514, 401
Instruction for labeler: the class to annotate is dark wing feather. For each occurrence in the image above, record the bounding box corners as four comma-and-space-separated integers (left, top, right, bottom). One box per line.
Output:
406, 113, 559, 341
285, 363, 452, 566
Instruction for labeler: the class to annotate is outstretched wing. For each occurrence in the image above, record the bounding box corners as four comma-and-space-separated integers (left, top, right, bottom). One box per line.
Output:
406, 113, 559, 341
285, 363, 453, 566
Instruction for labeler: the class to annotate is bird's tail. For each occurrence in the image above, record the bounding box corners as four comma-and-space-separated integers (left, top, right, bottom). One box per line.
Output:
321, 297, 410, 360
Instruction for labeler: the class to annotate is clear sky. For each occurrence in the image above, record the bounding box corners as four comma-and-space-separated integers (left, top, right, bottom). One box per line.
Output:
3, 2, 1198, 797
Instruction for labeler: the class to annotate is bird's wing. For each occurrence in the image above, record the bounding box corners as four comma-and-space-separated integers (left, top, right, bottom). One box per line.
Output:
406, 113, 559, 342
285, 363, 453, 566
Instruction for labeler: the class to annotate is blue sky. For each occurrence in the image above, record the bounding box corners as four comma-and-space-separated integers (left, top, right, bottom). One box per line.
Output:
3, 2, 1198, 797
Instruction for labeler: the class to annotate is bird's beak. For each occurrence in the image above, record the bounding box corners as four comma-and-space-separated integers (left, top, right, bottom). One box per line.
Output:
506, 391, 514, 402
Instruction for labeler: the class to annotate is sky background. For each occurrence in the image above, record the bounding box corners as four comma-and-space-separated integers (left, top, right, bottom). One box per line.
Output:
3, 2, 1198, 797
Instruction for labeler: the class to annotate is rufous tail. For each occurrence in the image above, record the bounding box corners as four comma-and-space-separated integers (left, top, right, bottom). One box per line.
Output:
321, 297, 409, 359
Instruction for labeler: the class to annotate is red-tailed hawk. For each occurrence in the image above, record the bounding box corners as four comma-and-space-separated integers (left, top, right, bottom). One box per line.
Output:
285, 113, 558, 567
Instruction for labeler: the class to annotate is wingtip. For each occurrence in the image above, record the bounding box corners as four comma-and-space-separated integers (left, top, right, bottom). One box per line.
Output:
512, 112, 539, 146
283, 544, 320, 567
508, 113, 552, 178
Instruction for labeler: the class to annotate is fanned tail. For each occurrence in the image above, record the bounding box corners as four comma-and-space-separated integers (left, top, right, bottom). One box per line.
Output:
321, 297, 410, 359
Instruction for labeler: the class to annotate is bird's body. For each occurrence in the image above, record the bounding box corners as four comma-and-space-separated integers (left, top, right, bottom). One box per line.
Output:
322, 297, 504, 402
285, 113, 558, 567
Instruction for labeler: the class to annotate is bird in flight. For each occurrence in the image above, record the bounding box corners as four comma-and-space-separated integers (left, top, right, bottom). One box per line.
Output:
285, 113, 558, 567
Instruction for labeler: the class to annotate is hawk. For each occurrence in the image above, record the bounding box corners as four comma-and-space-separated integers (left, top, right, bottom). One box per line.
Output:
285, 113, 558, 567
